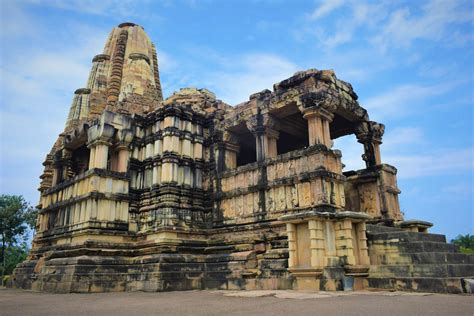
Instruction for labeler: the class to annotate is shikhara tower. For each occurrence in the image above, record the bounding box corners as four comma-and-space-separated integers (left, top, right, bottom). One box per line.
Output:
12, 23, 474, 293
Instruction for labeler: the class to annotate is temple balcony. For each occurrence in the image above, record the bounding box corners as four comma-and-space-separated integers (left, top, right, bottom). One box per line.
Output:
217, 145, 346, 225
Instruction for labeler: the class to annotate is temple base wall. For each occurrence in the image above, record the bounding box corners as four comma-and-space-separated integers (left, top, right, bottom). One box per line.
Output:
12, 223, 474, 293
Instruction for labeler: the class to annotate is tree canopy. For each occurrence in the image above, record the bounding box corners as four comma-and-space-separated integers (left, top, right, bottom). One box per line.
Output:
0, 195, 37, 285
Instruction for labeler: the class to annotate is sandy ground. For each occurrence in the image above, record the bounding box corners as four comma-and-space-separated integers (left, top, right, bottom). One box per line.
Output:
0, 288, 473, 316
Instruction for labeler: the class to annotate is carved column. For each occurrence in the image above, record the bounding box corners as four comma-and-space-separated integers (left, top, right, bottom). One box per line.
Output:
116, 129, 133, 172
116, 145, 129, 172
300, 93, 335, 148
88, 146, 96, 170
90, 141, 111, 169
245, 116, 263, 162
263, 128, 279, 159
262, 114, 280, 159
247, 114, 280, 161
87, 123, 115, 169
355, 121, 385, 168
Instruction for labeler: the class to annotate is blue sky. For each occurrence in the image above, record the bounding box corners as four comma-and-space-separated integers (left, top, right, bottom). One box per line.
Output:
0, 0, 472, 240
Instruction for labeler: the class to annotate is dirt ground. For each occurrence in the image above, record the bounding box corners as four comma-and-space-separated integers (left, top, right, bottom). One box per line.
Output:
0, 288, 473, 316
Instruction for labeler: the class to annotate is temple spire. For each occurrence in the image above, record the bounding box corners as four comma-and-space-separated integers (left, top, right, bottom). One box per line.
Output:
64, 22, 163, 130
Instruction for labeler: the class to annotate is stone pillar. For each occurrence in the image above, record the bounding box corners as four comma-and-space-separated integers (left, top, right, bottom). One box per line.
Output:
286, 223, 297, 268
247, 114, 280, 161
355, 121, 385, 168
263, 128, 279, 159
87, 123, 115, 169
88, 146, 96, 170
90, 141, 110, 169
254, 131, 265, 162
88, 140, 111, 169
304, 111, 324, 146
308, 220, 325, 268
116, 145, 129, 172
299, 92, 336, 148
303, 107, 334, 148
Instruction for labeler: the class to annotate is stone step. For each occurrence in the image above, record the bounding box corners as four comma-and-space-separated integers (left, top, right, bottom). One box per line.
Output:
397, 241, 458, 253
368, 231, 447, 243
366, 276, 470, 294
409, 252, 474, 264
371, 252, 474, 265
366, 224, 404, 233
370, 263, 474, 278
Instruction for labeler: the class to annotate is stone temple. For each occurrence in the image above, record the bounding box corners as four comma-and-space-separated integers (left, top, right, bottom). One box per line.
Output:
12, 23, 473, 293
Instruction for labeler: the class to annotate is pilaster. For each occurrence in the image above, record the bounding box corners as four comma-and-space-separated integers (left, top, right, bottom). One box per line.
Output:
286, 223, 297, 268
308, 220, 325, 268
335, 219, 356, 266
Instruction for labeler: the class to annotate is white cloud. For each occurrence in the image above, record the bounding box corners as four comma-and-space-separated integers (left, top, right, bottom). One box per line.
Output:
372, 0, 473, 50
158, 46, 299, 105
205, 53, 299, 104
301, 1, 389, 50
309, 0, 346, 20
19, 0, 142, 17
383, 127, 424, 147
385, 148, 474, 179
332, 125, 473, 181
441, 183, 474, 197
334, 134, 474, 180
362, 82, 457, 121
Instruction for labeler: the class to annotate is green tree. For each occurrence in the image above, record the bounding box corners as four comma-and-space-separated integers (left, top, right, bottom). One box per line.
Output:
0, 195, 37, 286
4, 243, 29, 276
451, 234, 474, 254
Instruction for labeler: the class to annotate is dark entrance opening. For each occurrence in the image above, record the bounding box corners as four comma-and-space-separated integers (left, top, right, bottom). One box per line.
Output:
229, 122, 257, 167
